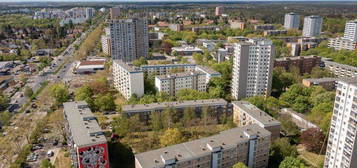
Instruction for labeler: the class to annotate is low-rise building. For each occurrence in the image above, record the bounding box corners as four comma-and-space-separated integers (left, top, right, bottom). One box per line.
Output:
216, 48, 228, 62
328, 37, 357, 51
192, 26, 220, 33
135, 124, 270, 168
229, 20, 245, 30
322, 58, 357, 77
280, 108, 319, 131
274, 55, 321, 74
254, 24, 275, 31
169, 24, 184, 32
263, 30, 287, 36
112, 60, 144, 99
155, 71, 207, 96
122, 98, 231, 123
63, 101, 109, 168
74, 59, 105, 74
232, 101, 281, 139
302, 78, 339, 90
171, 46, 203, 56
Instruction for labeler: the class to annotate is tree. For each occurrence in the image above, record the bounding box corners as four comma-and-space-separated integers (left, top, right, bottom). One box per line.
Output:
0, 111, 12, 126
182, 107, 196, 127
160, 128, 184, 147
279, 116, 300, 136
40, 159, 54, 168
150, 111, 163, 131
232, 162, 248, 168
300, 128, 326, 154
269, 138, 298, 168
49, 83, 69, 105
88, 77, 109, 94
279, 157, 305, 168
75, 85, 94, 108
0, 92, 9, 111
193, 53, 204, 64
94, 94, 116, 112
132, 57, 148, 67
24, 86, 33, 98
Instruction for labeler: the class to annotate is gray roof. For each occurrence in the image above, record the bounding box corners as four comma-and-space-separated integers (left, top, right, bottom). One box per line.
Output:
338, 77, 357, 85
155, 71, 205, 80
322, 57, 357, 71
63, 101, 107, 147
303, 77, 339, 83
232, 101, 280, 127
122, 99, 228, 113
141, 64, 196, 69
135, 124, 270, 168
196, 65, 221, 76
275, 55, 320, 61
113, 60, 142, 73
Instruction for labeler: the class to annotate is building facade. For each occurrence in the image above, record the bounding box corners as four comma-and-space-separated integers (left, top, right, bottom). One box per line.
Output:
302, 78, 338, 91
122, 99, 231, 124
274, 55, 322, 74
303, 15, 323, 37
324, 78, 357, 168
109, 18, 149, 62
168, 24, 184, 32
135, 124, 271, 168
155, 71, 207, 96
231, 38, 275, 100
63, 101, 109, 168
110, 7, 120, 19
232, 101, 281, 139
112, 60, 144, 99
328, 38, 357, 51
254, 24, 275, 31
284, 12, 300, 30
344, 20, 357, 42
322, 58, 357, 77
215, 6, 224, 16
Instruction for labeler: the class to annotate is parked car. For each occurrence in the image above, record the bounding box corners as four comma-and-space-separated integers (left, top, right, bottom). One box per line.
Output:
47, 150, 54, 157
52, 139, 59, 146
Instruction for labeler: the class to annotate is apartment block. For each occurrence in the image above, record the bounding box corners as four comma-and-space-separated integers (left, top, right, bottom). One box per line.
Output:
122, 99, 231, 123
169, 24, 184, 32
274, 55, 321, 74
110, 7, 120, 19
284, 12, 300, 30
63, 101, 109, 168
215, 6, 224, 16
254, 24, 275, 31
141, 64, 197, 75
231, 38, 275, 100
155, 71, 207, 96
263, 30, 287, 36
171, 46, 203, 56
324, 78, 357, 168
192, 26, 220, 33
280, 108, 318, 131
232, 101, 281, 139
109, 18, 148, 62
303, 15, 323, 37
343, 20, 357, 42
229, 20, 245, 30
112, 60, 144, 99
328, 38, 357, 51
135, 124, 271, 168
101, 34, 111, 55
322, 58, 357, 77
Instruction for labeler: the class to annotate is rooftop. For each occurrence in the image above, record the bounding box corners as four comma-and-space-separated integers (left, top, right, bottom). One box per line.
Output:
303, 77, 340, 83
135, 124, 270, 168
195, 65, 221, 75
322, 57, 357, 71
113, 60, 142, 73
63, 101, 107, 147
232, 101, 280, 127
79, 60, 105, 66
122, 99, 228, 113
156, 71, 205, 80
275, 55, 320, 61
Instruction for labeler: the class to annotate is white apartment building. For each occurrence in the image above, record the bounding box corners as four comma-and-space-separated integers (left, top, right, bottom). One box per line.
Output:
155, 71, 207, 96
324, 78, 357, 168
112, 60, 144, 99
284, 12, 300, 30
109, 18, 149, 62
101, 35, 111, 55
303, 15, 323, 37
328, 38, 357, 51
344, 20, 357, 42
231, 38, 275, 100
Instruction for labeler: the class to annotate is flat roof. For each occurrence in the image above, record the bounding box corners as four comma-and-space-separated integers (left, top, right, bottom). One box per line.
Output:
135, 124, 270, 168
303, 77, 340, 83
63, 101, 107, 147
196, 65, 221, 76
113, 60, 142, 73
123, 99, 227, 113
338, 77, 357, 85
141, 64, 196, 69
232, 101, 280, 127
275, 55, 320, 61
322, 57, 357, 71
156, 71, 205, 80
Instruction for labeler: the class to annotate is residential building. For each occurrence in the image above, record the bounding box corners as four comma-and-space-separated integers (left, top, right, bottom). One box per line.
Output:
263, 30, 287, 36
302, 77, 340, 90
324, 78, 357, 168
110, 7, 120, 19
112, 60, 144, 99
343, 20, 357, 41
254, 24, 275, 31
216, 48, 228, 62
328, 38, 357, 51
140, 64, 197, 75
85, 8, 94, 19
231, 38, 275, 100
168, 24, 184, 32
229, 20, 245, 30
322, 58, 357, 77
192, 26, 220, 33
284, 12, 300, 29
63, 101, 109, 168
122, 99, 231, 123
73, 59, 105, 74
101, 32, 111, 55
303, 15, 323, 37
215, 6, 224, 16
280, 108, 318, 131
171, 46, 203, 56
287, 42, 301, 56
195, 65, 222, 84
109, 18, 149, 62
135, 124, 271, 168
155, 71, 207, 96
232, 101, 281, 139
274, 55, 322, 74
